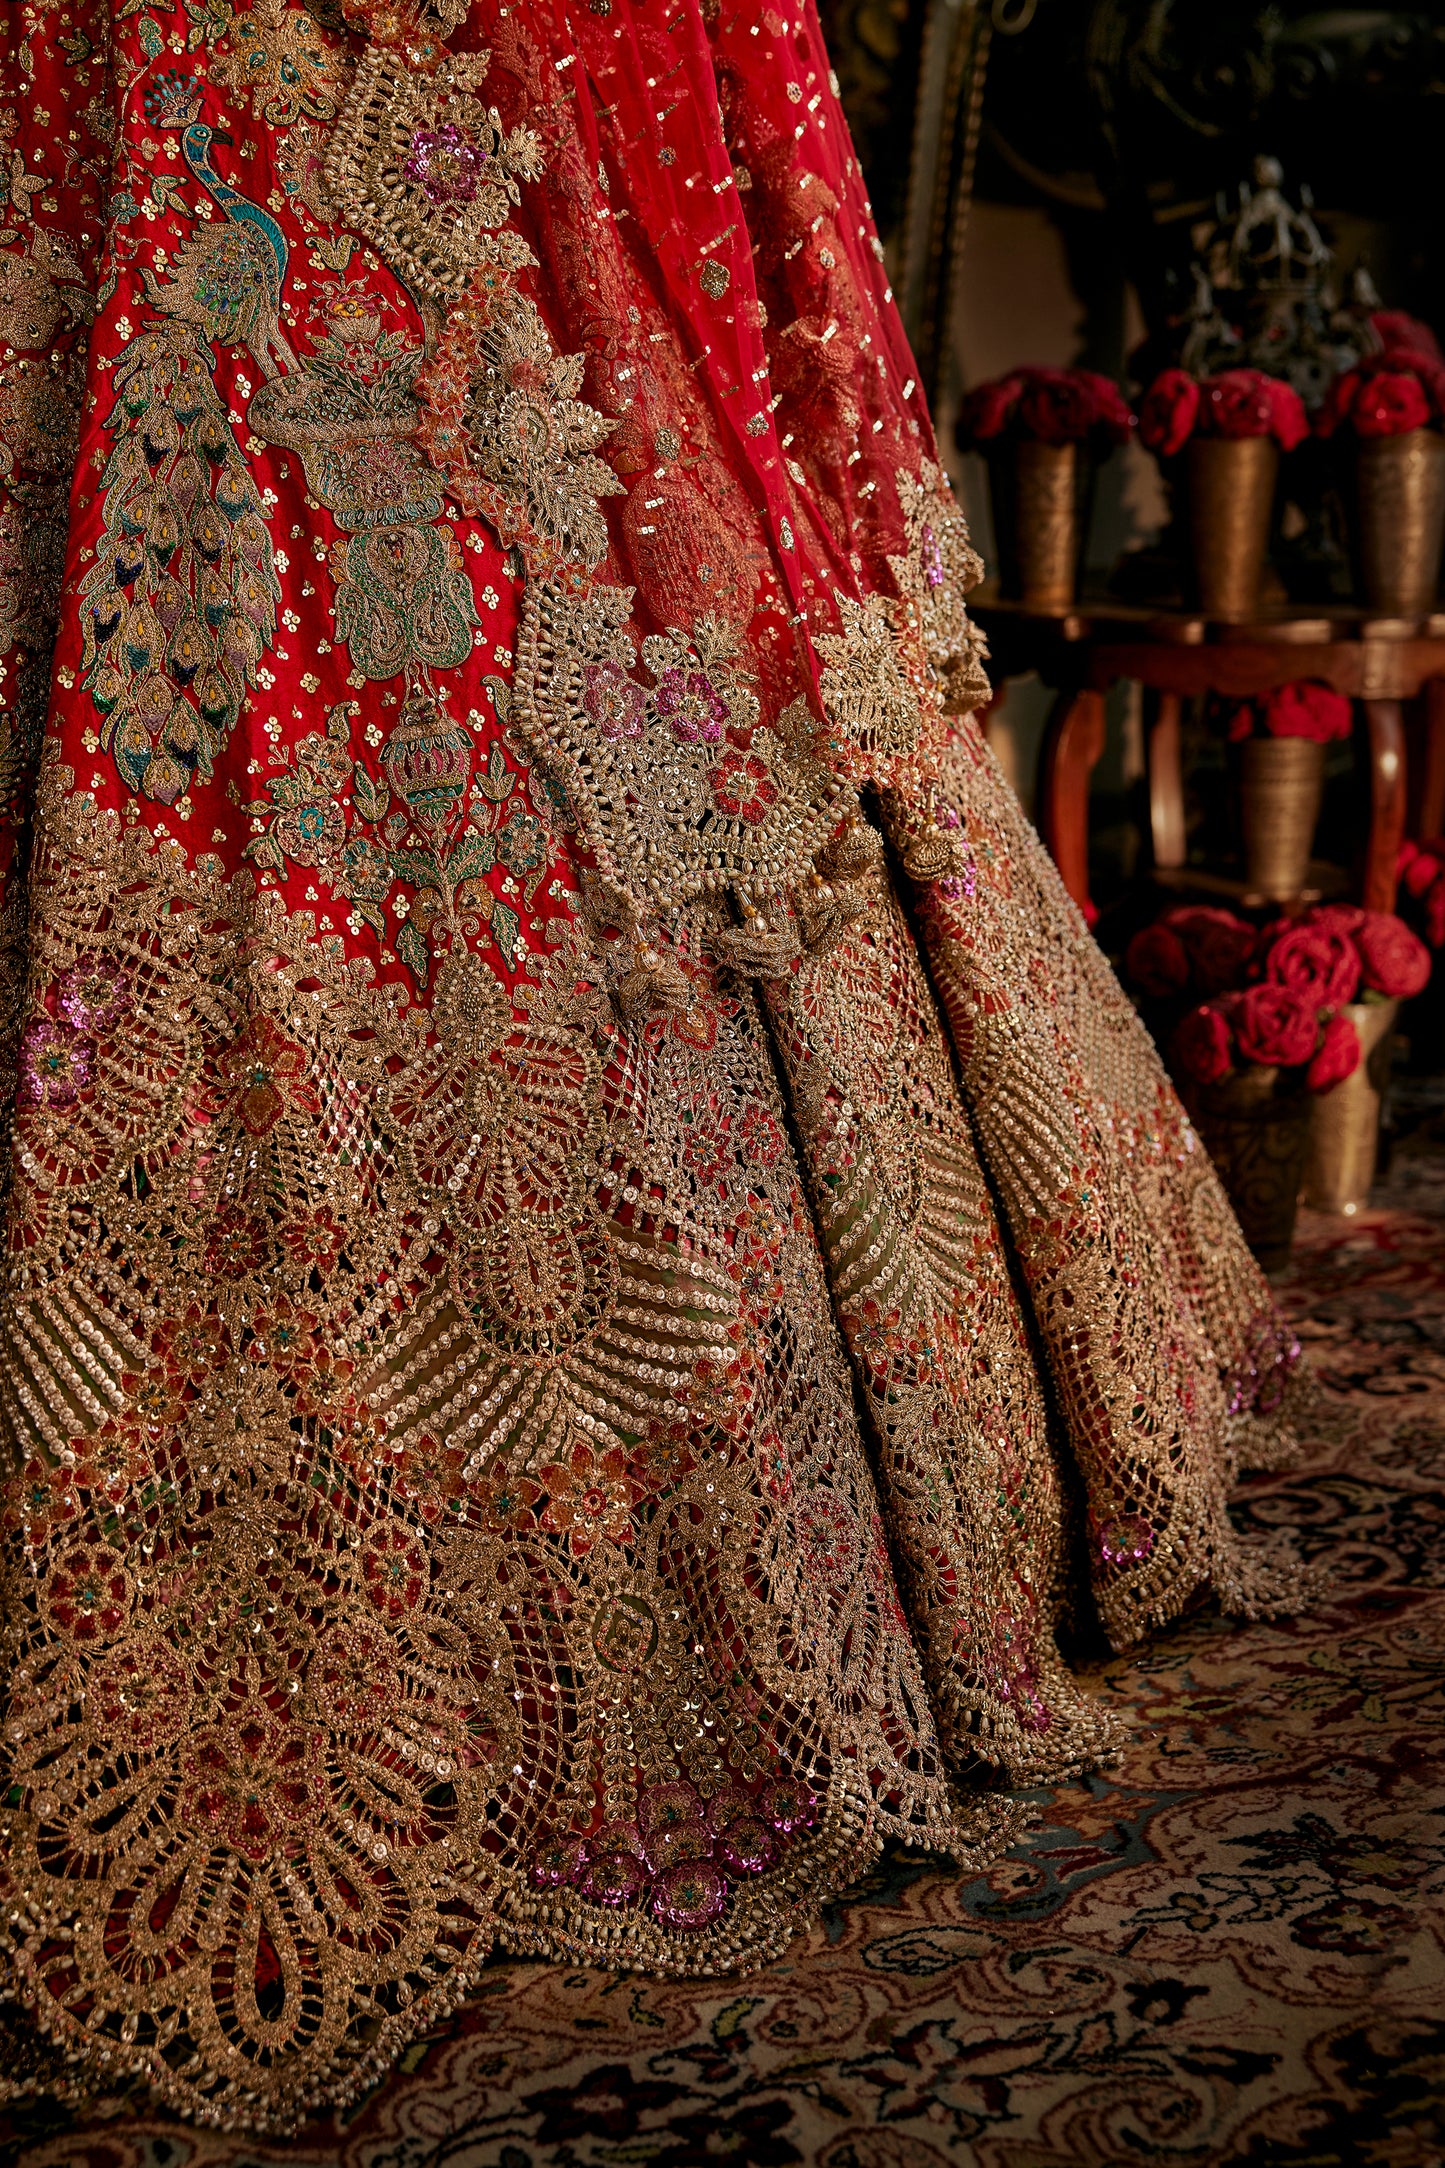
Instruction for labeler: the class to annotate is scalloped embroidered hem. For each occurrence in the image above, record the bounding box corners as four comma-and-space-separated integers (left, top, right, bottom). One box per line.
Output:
1101, 1512, 1326, 1649
928, 1664, 1129, 1788
0, 1784, 1031, 2138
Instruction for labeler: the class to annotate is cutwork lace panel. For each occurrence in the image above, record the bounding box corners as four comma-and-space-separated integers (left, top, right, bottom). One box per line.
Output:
0, 0, 1310, 2129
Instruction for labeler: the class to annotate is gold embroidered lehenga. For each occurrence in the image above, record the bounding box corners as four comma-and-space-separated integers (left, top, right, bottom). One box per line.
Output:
0, 0, 1310, 2130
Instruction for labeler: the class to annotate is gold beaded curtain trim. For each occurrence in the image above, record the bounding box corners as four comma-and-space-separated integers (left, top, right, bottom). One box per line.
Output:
0, 0, 1310, 2133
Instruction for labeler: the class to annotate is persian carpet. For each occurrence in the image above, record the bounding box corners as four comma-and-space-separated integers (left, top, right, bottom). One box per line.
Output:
3, 1092, 1443, 2167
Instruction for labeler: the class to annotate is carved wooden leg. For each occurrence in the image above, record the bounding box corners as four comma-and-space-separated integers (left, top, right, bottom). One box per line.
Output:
1363, 696, 1406, 911
1147, 690, 1186, 871
1420, 676, 1445, 841
1038, 686, 1106, 912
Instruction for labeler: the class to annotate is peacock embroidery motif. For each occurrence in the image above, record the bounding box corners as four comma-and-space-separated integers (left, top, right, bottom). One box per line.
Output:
78, 324, 280, 806
143, 71, 297, 380
93, 59, 484, 781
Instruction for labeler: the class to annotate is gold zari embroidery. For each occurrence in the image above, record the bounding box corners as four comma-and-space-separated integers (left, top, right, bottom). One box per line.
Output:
0, 0, 1315, 2132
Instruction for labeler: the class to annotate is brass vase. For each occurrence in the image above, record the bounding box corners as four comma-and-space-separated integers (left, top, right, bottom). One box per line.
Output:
1185, 436, 1279, 621
1352, 428, 1445, 616
1186, 1066, 1311, 1274
1302, 997, 1399, 1214
989, 440, 1091, 612
1238, 735, 1326, 903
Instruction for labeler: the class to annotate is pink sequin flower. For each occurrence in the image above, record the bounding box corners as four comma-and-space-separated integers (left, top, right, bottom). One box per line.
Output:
20, 1016, 94, 1106
582, 659, 645, 742
404, 123, 486, 206
655, 665, 727, 744
58, 953, 132, 1033
651, 1856, 728, 1929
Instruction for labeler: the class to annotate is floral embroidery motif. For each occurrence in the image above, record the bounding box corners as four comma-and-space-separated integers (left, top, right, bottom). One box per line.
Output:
212, 0, 347, 128
815, 589, 925, 776
416, 275, 624, 575
324, 39, 543, 305
247, 303, 446, 532
891, 463, 991, 719
514, 582, 843, 915
815, 464, 992, 792
244, 695, 542, 987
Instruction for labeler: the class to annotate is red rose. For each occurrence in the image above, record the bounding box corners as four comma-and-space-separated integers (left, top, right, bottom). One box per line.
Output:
1017, 369, 1098, 446
1426, 876, 1445, 949
1351, 369, 1431, 438
1164, 906, 1258, 994
1265, 377, 1309, 452
1308, 903, 1365, 934
1355, 910, 1431, 998
1193, 368, 1305, 447
1260, 682, 1353, 744
1353, 345, 1445, 422
957, 373, 1025, 448
1398, 839, 1445, 901
1314, 369, 1360, 440
1171, 1003, 1233, 1086
1372, 311, 1444, 367
1138, 369, 1199, 458
960, 367, 1135, 450
1075, 370, 1135, 446
1264, 922, 1361, 1007
1200, 370, 1274, 440
1126, 922, 1190, 997
1306, 1012, 1362, 1094
1232, 984, 1319, 1068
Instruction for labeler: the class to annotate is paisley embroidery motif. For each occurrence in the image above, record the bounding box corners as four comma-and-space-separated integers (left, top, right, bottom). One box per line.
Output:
331, 519, 477, 678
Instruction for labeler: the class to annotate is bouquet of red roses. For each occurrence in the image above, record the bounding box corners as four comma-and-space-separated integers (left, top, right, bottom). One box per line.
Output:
1164, 902, 1429, 1094
1170, 988, 1356, 1094
1220, 680, 1353, 746
956, 367, 1134, 453
1137, 367, 1309, 459
1316, 313, 1445, 440
1263, 902, 1429, 1003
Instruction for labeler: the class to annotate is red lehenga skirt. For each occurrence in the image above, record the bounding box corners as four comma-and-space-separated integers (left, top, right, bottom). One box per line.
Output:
0, 0, 1310, 2128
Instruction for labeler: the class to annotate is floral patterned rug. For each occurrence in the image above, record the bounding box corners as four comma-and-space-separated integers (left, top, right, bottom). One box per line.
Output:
4, 1093, 1445, 2168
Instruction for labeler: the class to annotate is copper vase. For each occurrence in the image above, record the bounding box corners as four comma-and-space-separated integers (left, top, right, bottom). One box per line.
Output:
989, 441, 1090, 612
1186, 1066, 1311, 1274
1353, 429, 1445, 616
1238, 735, 1326, 903
1185, 436, 1279, 621
1302, 997, 1398, 1213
